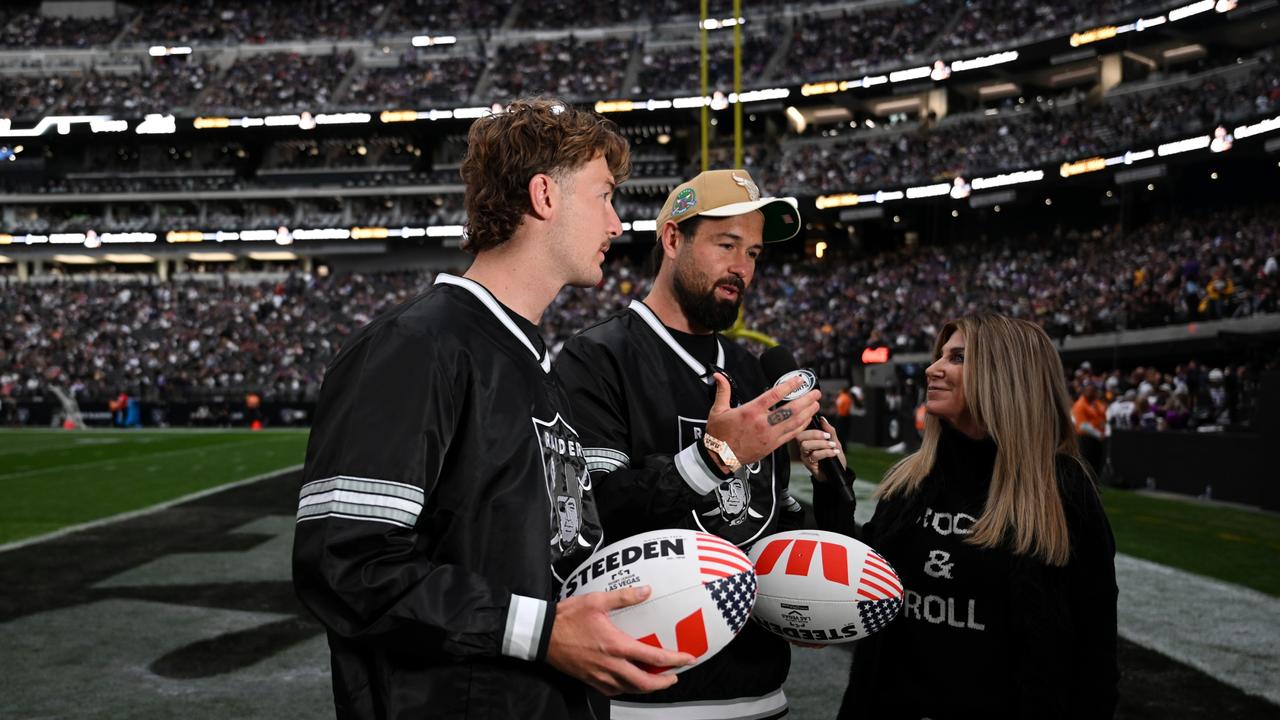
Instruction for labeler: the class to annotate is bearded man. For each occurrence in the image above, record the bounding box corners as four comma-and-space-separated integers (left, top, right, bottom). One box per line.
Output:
555, 169, 847, 720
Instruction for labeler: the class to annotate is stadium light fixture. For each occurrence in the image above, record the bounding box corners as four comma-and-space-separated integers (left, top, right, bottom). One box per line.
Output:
785, 106, 807, 134
188, 252, 237, 262
103, 253, 156, 264
248, 251, 298, 261
135, 114, 176, 135
1168, 0, 1215, 21
700, 17, 745, 30
52, 254, 98, 264
411, 35, 457, 47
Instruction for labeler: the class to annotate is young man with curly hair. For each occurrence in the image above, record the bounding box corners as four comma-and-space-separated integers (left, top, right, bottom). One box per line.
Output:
293, 98, 693, 720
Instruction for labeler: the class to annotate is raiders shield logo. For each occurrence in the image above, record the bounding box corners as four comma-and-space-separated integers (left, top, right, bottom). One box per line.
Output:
677, 416, 774, 544
533, 413, 602, 582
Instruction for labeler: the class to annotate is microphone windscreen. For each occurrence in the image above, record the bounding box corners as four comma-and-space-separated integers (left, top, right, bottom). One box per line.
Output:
759, 345, 800, 385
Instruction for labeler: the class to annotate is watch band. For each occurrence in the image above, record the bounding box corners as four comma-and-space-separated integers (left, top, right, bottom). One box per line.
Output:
702, 432, 742, 473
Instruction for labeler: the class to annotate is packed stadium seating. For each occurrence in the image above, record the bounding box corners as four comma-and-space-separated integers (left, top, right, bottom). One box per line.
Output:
1, 0, 1277, 430
4, 204, 1275, 407
760, 54, 1280, 195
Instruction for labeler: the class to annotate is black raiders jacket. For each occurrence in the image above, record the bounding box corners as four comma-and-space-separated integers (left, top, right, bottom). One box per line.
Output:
555, 299, 829, 720
292, 274, 605, 720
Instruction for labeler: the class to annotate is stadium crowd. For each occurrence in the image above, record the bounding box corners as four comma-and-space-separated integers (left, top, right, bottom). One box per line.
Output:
3, 0, 1242, 122
61, 58, 215, 116
3, 0, 1163, 49
940, 0, 1158, 52
123, 0, 386, 44
778, 1, 960, 84
487, 37, 634, 102
199, 51, 355, 115
345, 54, 481, 108
635, 35, 773, 96
762, 54, 1280, 195
1067, 360, 1254, 436
4, 204, 1274, 411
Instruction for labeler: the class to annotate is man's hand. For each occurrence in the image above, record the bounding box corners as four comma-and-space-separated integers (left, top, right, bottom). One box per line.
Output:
546, 586, 696, 696
704, 373, 821, 467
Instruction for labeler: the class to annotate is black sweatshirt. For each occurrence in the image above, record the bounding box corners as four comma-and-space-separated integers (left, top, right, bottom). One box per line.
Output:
837, 423, 1119, 720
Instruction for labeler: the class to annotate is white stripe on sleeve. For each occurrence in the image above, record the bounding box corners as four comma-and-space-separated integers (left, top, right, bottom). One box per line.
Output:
674, 443, 720, 496
501, 593, 548, 662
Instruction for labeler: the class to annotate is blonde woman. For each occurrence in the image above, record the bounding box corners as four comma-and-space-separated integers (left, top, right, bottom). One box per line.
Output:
828, 314, 1118, 719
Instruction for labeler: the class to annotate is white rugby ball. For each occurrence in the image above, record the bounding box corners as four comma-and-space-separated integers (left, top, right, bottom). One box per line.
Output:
559, 528, 757, 674
747, 529, 902, 645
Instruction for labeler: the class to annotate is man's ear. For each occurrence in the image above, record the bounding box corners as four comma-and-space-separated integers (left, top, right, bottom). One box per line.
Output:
528, 173, 556, 221
660, 220, 683, 262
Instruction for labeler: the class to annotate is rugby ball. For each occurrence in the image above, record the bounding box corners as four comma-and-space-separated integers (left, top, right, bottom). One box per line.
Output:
559, 528, 757, 674
747, 529, 902, 645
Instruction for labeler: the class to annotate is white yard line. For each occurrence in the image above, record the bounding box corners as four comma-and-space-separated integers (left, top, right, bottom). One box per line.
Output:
1117, 554, 1280, 704
0, 464, 303, 555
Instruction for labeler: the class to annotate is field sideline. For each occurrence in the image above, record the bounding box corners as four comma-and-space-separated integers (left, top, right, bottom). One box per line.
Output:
0, 429, 309, 545
3, 430, 1278, 598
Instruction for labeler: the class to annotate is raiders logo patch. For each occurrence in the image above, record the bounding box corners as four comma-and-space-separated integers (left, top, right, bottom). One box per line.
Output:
677, 416, 772, 538
533, 413, 602, 582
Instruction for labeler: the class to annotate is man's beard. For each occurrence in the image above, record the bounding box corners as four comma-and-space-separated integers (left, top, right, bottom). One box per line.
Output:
673, 260, 744, 332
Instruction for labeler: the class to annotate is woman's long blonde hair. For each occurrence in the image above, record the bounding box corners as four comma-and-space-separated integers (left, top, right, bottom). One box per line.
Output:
876, 314, 1084, 566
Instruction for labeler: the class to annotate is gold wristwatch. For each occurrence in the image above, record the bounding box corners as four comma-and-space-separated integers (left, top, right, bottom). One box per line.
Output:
702, 433, 741, 473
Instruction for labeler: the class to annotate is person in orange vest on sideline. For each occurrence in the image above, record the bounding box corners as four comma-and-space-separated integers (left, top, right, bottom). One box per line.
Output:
1072, 382, 1108, 476
835, 387, 853, 440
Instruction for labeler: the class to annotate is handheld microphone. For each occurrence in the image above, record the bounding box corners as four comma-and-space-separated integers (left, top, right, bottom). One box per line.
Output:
759, 345, 856, 504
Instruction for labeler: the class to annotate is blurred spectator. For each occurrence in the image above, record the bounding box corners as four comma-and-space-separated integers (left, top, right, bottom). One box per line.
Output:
1106, 389, 1137, 431
1072, 382, 1109, 474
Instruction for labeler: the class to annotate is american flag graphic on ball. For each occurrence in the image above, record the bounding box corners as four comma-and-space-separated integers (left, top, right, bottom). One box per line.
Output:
698, 533, 758, 634
748, 529, 904, 644
557, 528, 758, 673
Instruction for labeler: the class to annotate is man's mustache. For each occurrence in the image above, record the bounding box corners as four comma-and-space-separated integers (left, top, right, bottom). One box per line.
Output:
714, 277, 745, 293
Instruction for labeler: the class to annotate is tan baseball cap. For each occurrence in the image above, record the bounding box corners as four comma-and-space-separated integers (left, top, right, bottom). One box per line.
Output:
655, 169, 801, 243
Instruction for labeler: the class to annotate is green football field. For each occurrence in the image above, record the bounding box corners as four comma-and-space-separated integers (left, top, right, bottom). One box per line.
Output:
3, 431, 1278, 597
0, 429, 309, 545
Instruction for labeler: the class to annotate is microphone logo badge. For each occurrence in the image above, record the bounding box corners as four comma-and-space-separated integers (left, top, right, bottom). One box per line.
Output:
772, 368, 817, 402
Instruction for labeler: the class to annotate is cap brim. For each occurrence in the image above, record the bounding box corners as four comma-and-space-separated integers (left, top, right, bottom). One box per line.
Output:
700, 197, 802, 243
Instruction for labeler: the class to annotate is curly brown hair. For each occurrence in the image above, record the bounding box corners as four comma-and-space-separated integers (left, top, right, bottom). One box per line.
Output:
459, 97, 631, 253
